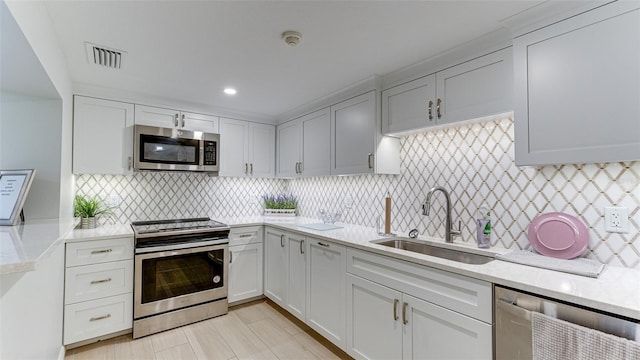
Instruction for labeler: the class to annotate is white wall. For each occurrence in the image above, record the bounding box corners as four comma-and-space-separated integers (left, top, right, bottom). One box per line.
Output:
0, 93, 63, 219
3, 0, 74, 221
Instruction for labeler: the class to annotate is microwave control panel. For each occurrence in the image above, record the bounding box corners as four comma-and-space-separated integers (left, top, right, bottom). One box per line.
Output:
204, 141, 217, 165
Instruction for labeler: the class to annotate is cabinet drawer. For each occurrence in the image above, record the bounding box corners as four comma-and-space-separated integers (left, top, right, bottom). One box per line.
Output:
229, 226, 262, 246
66, 237, 133, 267
346, 248, 492, 323
65, 260, 133, 304
63, 293, 133, 345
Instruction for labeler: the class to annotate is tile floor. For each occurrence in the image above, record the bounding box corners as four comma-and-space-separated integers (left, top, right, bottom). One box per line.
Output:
65, 300, 351, 360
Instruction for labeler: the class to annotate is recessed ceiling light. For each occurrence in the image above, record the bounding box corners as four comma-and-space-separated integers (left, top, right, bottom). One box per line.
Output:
224, 88, 237, 95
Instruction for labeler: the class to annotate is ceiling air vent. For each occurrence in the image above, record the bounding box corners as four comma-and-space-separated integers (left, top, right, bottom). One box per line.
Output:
84, 42, 126, 69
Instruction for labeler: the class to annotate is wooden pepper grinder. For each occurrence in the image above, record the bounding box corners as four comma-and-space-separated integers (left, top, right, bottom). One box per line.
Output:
384, 191, 391, 234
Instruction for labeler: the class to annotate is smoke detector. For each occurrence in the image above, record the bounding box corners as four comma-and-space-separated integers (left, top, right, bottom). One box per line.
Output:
84, 42, 126, 69
282, 31, 302, 46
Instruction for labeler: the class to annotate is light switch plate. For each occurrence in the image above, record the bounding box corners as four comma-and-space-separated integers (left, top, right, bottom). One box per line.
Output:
604, 206, 629, 233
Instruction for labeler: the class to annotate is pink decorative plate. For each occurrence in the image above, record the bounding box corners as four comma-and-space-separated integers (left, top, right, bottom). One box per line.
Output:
527, 212, 589, 259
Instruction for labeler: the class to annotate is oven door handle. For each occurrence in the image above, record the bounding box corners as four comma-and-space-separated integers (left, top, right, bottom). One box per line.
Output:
135, 239, 229, 254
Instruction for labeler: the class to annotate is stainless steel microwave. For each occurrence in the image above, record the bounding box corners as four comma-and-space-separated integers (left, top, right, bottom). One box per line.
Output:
134, 124, 219, 173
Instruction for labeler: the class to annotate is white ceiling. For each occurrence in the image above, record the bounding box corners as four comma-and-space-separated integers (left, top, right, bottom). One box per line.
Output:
44, 1, 543, 120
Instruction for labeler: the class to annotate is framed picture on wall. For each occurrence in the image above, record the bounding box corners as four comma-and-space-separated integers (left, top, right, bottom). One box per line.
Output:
0, 169, 36, 226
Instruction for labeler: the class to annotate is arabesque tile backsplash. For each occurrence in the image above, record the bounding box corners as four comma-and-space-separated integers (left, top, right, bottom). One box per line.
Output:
76, 117, 640, 268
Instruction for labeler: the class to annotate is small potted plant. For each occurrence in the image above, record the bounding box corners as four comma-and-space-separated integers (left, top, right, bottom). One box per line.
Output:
74, 195, 115, 229
263, 193, 298, 216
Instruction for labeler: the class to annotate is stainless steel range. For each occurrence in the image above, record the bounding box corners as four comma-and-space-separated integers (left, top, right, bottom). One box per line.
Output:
131, 217, 230, 338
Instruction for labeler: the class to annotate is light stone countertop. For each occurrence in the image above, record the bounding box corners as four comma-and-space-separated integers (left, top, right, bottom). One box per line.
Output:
0, 218, 77, 275
50, 216, 639, 320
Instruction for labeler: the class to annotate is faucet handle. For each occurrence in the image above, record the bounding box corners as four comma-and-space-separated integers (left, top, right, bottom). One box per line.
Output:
451, 220, 462, 238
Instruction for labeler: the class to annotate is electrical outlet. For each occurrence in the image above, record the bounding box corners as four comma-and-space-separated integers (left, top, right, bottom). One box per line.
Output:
344, 196, 353, 209
109, 194, 121, 208
604, 206, 629, 233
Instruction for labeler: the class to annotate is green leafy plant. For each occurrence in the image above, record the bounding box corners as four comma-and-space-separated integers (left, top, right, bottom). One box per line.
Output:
263, 194, 298, 210
73, 195, 115, 220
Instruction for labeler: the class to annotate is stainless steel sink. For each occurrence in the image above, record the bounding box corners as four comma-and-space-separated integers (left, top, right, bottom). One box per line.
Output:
372, 238, 494, 265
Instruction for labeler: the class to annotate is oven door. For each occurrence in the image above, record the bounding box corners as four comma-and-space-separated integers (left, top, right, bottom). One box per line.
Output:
134, 243, 228, 319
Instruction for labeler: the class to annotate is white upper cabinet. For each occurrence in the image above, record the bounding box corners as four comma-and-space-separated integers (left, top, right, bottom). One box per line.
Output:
276, 119, 301, 178
73, 96, 134, 174
277, 107, 331, 178
436, 48, 513, 125
331, 91, 400, 175
382, 48, 513, 135
514, 2, 640, 166
134, 104, 219, 133
382, 74, 437, 134
248, 122, 276, 177
219, 117, 275, 177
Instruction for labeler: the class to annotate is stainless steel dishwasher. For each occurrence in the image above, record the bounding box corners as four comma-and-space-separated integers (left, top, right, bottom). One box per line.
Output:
495, 286, 640, 359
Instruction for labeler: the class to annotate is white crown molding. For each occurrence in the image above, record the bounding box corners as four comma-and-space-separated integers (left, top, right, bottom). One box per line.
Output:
500, 0, 612, 38
72, 82, 278, 125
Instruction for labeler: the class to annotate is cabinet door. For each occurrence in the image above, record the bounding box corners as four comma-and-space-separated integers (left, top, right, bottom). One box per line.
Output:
436, 48, 513, 125
228, 243, 263, 303
301, 107, 331, 176
514, 2, 640, 166
403, 294, 492, 360
263, 228, 286, 306
276, 119, 301, 177
73, 96, 134, 174
248, 122, 275, 177
346, 274, 403, 360
382, 74, 436, 135
181, 112, 219, 133
219, 118, 249, 177
330, 91, 376, 175
306, 238, 346, 348
285, 233, 306, 322
134, 104, 178, 128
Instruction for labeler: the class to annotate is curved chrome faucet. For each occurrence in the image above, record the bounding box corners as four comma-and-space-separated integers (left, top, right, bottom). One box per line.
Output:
422, 186, 461, 243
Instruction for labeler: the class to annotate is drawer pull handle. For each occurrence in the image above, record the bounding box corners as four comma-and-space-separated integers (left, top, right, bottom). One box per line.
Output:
402, 302, 409, 325
393, 299, 399, 321
280, 234, 284, 247
300, 240, 305, 254
436, 98, 442, 119
229, 251, 233, 264
90, 278, 112, 285
238, 234, 253, 238
367, 153, 373, 169
90, 314, 111, 322
317, 242, 330, 248
91, 249, 113, 254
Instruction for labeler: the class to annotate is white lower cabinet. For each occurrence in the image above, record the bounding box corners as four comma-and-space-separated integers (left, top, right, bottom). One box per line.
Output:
228, 226, 263, 304
346, 248, 492, 359
306, 238, 346, 348
263, 228, 347, 349
285, 232, 306, 321
264, 227, 287, 306
64, 236, 134, 346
